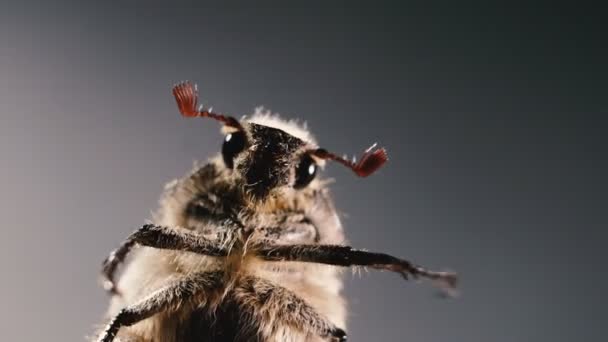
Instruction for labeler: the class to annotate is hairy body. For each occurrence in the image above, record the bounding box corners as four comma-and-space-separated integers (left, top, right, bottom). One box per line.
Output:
93, 82, 456, 342
105, 157, 346, 342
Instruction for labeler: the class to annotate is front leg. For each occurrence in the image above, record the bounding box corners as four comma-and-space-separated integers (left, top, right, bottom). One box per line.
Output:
256, 244, 457, 291
101, 224, 229, 294
233, 276, 347, 341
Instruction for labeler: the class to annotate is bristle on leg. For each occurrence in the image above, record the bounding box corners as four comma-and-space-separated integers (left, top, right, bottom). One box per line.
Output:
411, 267, 459, 298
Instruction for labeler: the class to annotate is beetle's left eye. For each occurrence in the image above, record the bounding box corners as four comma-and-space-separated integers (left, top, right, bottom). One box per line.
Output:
294, 154, 317, 189
222, 131, 246, 169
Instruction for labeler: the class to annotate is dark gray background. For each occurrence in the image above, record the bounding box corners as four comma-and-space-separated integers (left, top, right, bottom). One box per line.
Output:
0, 2, 606, 341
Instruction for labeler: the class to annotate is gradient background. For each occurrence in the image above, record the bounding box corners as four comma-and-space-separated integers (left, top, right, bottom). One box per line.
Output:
0, 2, 606, 341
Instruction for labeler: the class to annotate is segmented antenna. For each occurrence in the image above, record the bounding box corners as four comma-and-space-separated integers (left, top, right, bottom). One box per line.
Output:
172, 81, 240, 127
313, 143, 388, 177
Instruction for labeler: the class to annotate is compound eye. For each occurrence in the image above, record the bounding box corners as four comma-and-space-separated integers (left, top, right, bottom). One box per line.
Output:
222, 131, 246, 169
294, 154, 317, 189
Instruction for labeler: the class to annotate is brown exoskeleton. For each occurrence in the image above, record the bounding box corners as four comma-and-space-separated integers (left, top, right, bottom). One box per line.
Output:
93, 82, 457, 342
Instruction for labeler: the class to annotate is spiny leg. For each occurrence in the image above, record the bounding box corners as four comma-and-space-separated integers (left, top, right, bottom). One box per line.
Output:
256, 244, 457, 291
97, 270, 224, 342
233, 276, 347, 342
101, 224, 229, 294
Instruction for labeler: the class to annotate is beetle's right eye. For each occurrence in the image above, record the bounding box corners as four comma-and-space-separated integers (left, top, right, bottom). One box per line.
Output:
222, 131, 246, 169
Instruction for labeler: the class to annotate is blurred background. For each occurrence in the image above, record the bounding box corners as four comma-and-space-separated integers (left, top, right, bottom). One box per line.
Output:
0, 1, 605, 341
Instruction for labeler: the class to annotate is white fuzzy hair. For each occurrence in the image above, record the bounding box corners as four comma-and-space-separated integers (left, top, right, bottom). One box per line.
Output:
245, 107, 317, 145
